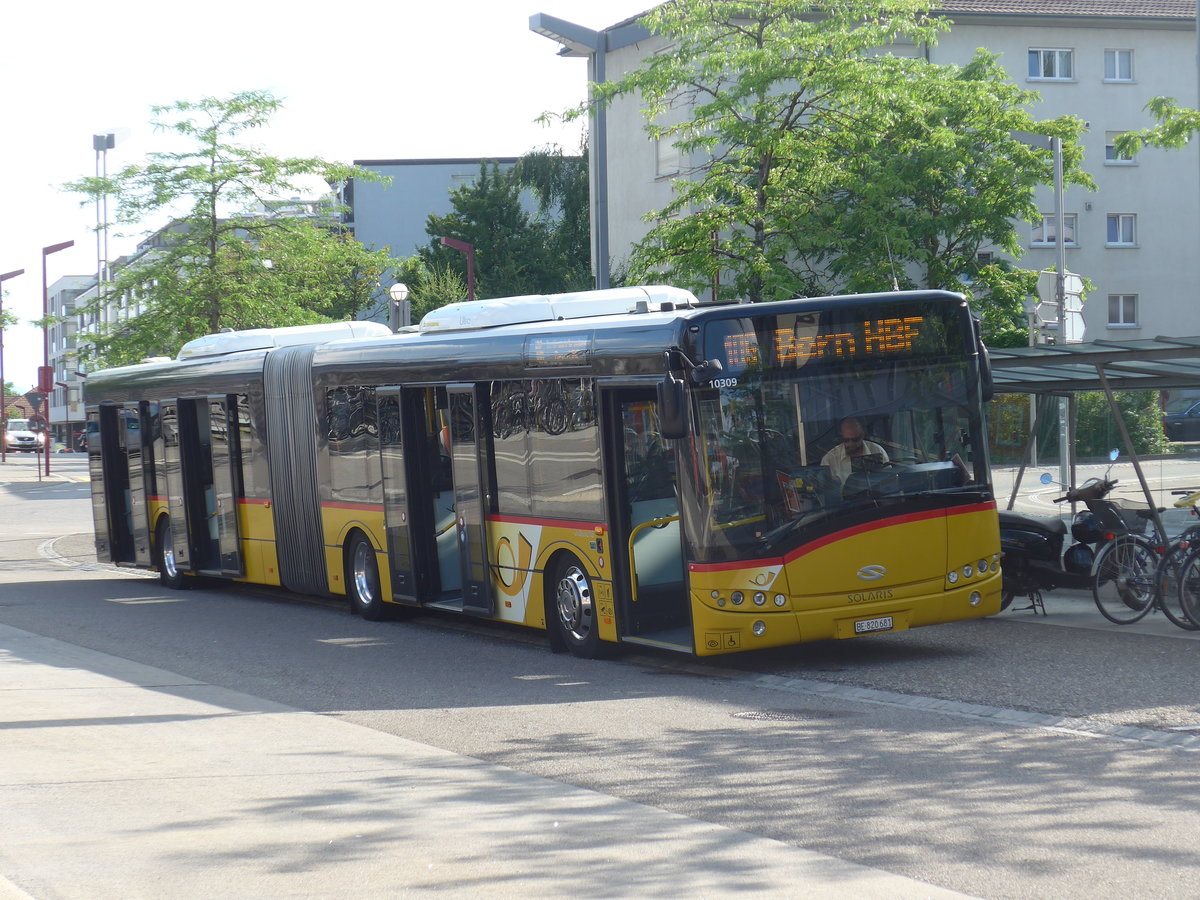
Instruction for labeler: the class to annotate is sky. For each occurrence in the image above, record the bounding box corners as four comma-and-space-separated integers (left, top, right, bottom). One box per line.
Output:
0, 0, 653, 392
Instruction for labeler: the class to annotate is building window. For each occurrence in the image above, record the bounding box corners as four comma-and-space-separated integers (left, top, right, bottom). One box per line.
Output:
976, 251, 995, 264
1105, 131, 1136, 165
1108, 294, 1138, 327
1028, 48, 1074, 81
1032, 214, 1078, 247
1106, 213, 1137, 247
1104, 49, 1134, 82
655, 136, 681, 178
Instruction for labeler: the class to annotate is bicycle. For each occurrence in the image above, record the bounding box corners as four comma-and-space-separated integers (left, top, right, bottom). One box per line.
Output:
1089, 495, 1162, 625
1166, 490, 1200, 630
1149, 488, 1200, 631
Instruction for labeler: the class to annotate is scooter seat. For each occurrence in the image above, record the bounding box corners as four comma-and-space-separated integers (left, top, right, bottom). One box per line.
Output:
999, 511, 1067, 535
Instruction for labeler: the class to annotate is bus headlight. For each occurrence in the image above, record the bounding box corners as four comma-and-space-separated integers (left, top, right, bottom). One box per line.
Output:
969, 592, 982, 607
752, 620, 766, 636
773, 594, 786, 607
731, 591, 744, 606
753, 591, 766, 606
947, 570, 959, 585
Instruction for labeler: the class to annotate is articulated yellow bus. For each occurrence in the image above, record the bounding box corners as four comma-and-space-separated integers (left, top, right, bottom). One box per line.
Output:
84, 286, 1000, 657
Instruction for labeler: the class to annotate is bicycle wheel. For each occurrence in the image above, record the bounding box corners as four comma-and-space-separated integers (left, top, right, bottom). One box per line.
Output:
1155, 541, 1200, 630
1178, 550, 1200, 629
1092, 535, 1157, 624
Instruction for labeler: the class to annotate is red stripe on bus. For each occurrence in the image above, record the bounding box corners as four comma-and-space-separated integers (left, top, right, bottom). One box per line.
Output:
487, 513, 605, 532
688, 501, 996, 573
321, 501, 386, 512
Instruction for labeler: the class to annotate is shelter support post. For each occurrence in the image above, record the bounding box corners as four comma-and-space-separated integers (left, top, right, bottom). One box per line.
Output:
1006, 427, 1038, 511
1094, 365, 1167, 544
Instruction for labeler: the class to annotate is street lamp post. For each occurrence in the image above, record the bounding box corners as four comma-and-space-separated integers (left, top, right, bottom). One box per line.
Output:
42, 241, 74, 477
0, 268, 26, 464
439, 237, 475, 300
388, 282, 410, 331
93, 131, 124, 287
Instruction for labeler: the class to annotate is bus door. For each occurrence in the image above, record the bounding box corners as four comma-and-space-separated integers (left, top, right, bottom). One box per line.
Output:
377, 387, 422, 606
447, 384, 494, 615
602, 388, 691, 651
176, 397, 243, 576
87, 408, 111, 561
95, 403, 150, 566
158, 402, 192, 573
121, 404, 154, 567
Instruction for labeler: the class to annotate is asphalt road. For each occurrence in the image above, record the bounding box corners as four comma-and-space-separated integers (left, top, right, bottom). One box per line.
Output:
3, 453, 1200, 899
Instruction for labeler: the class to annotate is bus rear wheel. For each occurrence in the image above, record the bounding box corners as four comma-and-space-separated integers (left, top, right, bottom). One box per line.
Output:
551, 557, 606, 658
155, 518, 188, 590
347, 533, 388, 621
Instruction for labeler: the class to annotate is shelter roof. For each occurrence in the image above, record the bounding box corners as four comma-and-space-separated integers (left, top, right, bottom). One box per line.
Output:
989, 336, 1200, 394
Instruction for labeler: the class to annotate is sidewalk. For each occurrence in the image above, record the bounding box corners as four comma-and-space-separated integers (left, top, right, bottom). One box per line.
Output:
0, 625, 972, 899
0, 453, 88, 483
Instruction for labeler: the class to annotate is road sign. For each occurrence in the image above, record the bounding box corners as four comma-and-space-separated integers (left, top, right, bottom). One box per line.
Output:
1034, 270, 1086, 342
24, 391, 45, 411
1036, 270, 1084, 305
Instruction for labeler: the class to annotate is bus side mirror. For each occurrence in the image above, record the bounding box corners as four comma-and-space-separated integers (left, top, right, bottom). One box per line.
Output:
690, 358, 724, 384
657, 371, 687, 439
972, 318, 994, 402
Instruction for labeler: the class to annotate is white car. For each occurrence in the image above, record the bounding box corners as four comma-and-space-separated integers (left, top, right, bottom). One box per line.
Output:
4, 418, 45, 453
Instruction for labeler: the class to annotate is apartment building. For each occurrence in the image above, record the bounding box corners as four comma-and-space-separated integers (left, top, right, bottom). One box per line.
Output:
45, 275, 93, 445
537, 1, 1198, 340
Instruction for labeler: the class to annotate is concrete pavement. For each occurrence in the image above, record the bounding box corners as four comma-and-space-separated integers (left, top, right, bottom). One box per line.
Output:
1, 456, 975, 898
2, 453, 1195, 897
0, 626, 973, 899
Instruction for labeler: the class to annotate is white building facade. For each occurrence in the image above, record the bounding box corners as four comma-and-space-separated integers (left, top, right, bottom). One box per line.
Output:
541, 0, 1199, 340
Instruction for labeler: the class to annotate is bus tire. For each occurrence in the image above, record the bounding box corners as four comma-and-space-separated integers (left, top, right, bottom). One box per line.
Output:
346, 533, 388, 621
549, 555, 608, 658
155, 517, 189, 590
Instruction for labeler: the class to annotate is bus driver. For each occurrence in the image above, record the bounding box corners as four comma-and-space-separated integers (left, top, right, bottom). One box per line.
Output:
821, 417, 888, 484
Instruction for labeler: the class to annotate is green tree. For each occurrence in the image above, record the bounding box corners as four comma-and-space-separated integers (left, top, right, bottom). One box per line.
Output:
811, 52, 1088, 320
1076, 391, 1169, 458
1115, 96, 1200, 154
389, 256, 470, 325
588, 0, 1084, 327
420, 162, 573, 299
220, 225, 394, 324
65, 90, 387, 367
514, 144, 592, 291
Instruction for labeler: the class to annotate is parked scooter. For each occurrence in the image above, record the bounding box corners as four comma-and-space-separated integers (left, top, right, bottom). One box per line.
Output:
998, 451, 1137, 611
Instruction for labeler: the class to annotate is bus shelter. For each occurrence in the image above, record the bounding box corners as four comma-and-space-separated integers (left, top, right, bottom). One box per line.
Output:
988, 335, 1200, 541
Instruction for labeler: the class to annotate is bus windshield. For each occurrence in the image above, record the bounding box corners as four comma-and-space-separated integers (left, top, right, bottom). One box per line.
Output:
687, 299, 988, 563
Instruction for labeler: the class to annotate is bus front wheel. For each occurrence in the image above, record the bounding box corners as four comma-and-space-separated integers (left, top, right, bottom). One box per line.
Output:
551, 556, 606, 658
155, 518, 188, 590
347, 533, 388, 621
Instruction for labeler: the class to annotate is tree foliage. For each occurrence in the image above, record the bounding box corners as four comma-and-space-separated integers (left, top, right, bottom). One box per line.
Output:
389, 256, 470, 325
1076, 391, 1169, 458
419, 155, 590, 301
64, 90, 389, 367
514, 144, 592, 291
590, 0, 1088, 340
1115, 96, 1200, 155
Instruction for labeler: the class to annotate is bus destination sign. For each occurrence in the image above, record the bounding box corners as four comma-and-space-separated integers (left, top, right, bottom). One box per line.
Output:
722, 315, 928, 370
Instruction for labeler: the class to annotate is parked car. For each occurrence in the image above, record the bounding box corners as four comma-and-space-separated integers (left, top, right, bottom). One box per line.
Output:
3, 418, 45, 453
1164, 398, 1200, 442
